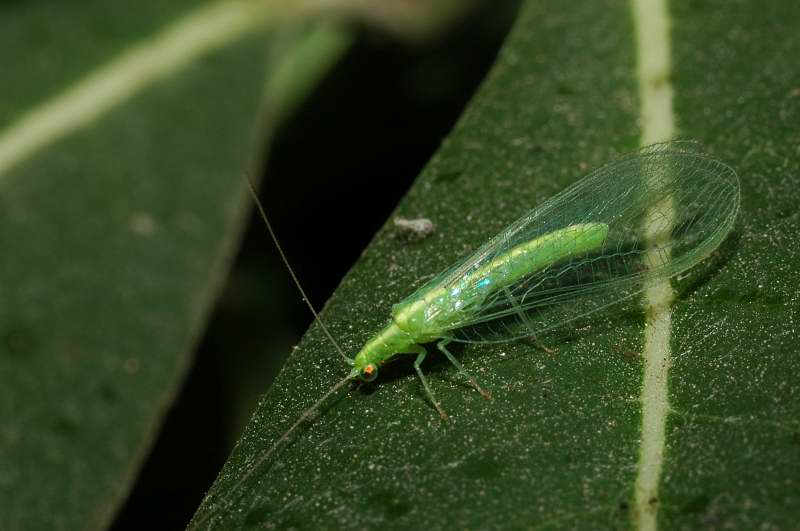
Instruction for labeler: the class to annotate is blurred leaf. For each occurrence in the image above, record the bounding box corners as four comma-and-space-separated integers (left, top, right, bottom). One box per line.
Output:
0, 2, 352, 530
191, 0, 800, 529
321, 0, 484, 44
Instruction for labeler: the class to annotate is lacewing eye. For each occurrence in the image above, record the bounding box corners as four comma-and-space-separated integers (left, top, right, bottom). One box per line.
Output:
360, 364, 379, 383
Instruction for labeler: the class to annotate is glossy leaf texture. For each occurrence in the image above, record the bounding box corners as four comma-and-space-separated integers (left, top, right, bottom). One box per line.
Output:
0, 2, 352, 530
191, 0, 799, 529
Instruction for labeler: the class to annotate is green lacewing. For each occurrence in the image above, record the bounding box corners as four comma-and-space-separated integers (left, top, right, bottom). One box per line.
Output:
346, 141, 739, 417
190, 141, 739, 527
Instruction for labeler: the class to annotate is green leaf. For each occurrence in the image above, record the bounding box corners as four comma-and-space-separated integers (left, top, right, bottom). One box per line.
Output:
192, 0, 800, 529
0, 3, 352, 529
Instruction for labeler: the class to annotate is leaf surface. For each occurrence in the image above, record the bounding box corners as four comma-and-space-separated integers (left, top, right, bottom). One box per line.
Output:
191, 0, 800, 529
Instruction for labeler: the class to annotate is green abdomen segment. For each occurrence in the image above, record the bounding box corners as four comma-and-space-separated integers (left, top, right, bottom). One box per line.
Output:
393, 222, 609, 337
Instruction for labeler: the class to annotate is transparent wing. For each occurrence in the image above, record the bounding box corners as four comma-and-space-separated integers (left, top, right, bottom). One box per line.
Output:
400, 141, 740, 343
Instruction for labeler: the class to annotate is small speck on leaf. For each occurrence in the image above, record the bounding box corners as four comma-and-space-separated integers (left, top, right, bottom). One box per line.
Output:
393, 216, 436, 242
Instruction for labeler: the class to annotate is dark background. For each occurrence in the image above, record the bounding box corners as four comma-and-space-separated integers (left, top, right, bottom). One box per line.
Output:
112, 3, 520, 528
